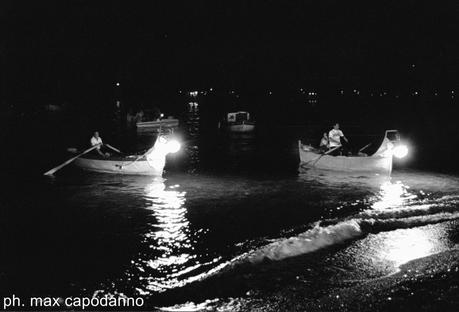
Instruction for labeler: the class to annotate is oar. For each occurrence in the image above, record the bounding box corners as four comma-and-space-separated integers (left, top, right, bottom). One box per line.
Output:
305, 145, 342, 167
105, 144, 122, 154
359, 143, 372, 152
43, 145, 99, 176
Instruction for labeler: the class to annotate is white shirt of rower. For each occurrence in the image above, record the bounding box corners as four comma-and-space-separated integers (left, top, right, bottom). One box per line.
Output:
90, 136, 103, 149
328, 129, 344, 147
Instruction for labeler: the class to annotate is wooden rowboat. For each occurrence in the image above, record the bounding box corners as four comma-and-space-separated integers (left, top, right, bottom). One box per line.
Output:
74, 155, 164, 175
73, 136, 179, 176
299, 130, 403, 174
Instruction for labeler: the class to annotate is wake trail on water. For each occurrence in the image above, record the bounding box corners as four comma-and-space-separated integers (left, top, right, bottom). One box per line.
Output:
156, 194, 459, 292
245, 197, 459, 263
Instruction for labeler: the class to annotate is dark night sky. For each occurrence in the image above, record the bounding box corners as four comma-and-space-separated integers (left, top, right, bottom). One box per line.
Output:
2, 1, 459, 174
2, 1, 459, 102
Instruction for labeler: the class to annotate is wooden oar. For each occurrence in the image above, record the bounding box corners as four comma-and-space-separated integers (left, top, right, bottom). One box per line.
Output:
43, 145, 99, 176
105, 144, 122, 154
308, 145, 342, 167
359, 143, 372, 152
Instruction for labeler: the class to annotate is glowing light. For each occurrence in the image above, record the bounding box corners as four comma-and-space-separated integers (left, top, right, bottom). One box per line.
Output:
393, 145, 408, 158
115, 82, 120, 86
146, 151, 166, 170
144, 136, 181, 170
166, 140, 181, 154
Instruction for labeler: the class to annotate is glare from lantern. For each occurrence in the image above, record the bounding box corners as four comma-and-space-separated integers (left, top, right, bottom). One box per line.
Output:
150, 156, 166, 170
146, 151, 166, 170
153, 137, 168, 154
166, 140, 181, 154
393, 145, 408, 158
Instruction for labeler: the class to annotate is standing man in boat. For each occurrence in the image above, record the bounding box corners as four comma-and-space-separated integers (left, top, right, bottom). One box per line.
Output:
328, 123, 349, 155
90, 131, 110, 158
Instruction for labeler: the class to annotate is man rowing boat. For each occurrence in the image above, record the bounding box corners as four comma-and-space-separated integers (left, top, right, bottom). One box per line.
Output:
328, 123, 349, 155
90, 131, 110, 158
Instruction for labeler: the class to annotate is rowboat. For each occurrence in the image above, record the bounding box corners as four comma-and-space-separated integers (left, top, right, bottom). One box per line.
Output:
225, 111, 255, 133
74, 155, 164, 175
136, 118, 179, 133
299, 130, 408, 174
73, 136, 181, 176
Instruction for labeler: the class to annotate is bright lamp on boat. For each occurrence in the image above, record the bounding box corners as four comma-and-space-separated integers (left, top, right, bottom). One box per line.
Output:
166, 140, 181, 154
393, 145, 408, 158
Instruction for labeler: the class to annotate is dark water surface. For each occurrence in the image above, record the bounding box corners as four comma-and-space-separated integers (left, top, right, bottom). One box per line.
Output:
1, 108, 459, 311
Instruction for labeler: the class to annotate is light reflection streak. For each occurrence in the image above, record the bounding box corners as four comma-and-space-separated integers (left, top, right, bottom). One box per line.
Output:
371, 181, 417, 210
368, 180, 449, 267
130, 180, 223, 293
143, 181, 190, 272
376, 228, 441, 267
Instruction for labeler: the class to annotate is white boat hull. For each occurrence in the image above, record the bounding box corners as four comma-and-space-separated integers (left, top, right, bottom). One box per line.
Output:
299, 142, 392, 174
228, 123, 255, 133
74, 156, 164, 176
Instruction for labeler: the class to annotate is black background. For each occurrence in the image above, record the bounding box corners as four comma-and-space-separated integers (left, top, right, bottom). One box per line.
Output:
1, 0, 459, 174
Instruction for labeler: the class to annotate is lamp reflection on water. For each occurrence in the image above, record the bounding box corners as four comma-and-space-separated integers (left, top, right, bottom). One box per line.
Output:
368, 180, 448, 268
376, 228, 441, 267
132, 180, 219, 293
144, 181, 190, 269
371, 181, 417, 210
139, 180, 195, 291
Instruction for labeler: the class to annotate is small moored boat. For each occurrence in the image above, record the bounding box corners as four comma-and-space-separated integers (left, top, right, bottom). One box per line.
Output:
225, 111, 255, 133
73, 136, 181, 176
136, 117, 179, 133
299, 130, 408, 174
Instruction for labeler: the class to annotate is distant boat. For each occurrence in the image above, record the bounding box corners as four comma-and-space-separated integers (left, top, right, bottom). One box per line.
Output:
298, 130, 408, 174
136, 117, 179, 133
224, 111, 255, 133
73, 136, 181, 175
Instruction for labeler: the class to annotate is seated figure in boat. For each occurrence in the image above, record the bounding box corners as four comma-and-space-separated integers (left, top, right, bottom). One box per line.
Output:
319, 132, 329, 153
90, 131, 110, 158
328, 123, 349, 156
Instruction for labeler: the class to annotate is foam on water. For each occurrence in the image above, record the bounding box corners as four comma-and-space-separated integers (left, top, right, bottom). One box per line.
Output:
246, 220, 363, 263
149, 184, 459, 292
244, 210, 459, 264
